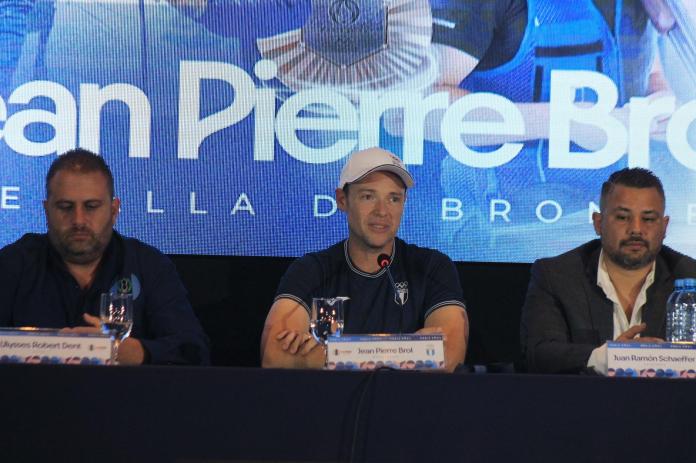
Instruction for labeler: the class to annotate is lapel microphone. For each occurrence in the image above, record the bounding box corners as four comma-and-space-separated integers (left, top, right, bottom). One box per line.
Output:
378, 253, 406, 334
378, 253, 406, 307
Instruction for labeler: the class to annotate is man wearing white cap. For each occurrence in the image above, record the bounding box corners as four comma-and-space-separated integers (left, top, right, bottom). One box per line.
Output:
261, 147, 469, 371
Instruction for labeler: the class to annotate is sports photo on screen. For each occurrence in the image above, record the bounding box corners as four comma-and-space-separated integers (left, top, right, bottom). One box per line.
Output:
1, 0, 695, 262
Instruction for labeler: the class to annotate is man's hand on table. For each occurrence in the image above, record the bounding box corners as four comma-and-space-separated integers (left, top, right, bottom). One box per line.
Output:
60, 313, 145, 365
276, 329, 322, 356
615, 323, 664, 344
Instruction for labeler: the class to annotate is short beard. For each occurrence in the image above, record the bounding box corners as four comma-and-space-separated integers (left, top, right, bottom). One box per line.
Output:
605, 239, 659, 270
48, 229, 107, 265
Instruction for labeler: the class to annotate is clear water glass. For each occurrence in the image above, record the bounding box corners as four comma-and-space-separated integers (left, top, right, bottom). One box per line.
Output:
310, 297, 347, 345
99, 293, 134, 362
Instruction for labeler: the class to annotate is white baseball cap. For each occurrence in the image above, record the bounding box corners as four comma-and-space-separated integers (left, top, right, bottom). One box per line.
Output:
337, 147, 414, 189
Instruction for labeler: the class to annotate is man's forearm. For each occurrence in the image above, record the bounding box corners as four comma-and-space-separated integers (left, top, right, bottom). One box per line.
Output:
261, 341, 325, 369
423, 306, 469, 372
444, 333, 467, 372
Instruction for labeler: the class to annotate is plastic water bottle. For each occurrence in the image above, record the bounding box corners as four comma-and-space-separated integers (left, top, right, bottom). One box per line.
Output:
665, 279, 684, 342
666, 278, 696, 342
666, 279, 685, 314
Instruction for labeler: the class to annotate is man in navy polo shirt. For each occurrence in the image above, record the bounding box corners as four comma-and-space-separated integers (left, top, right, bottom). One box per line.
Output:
0, 149, 209, 365
260, 147, 469, 372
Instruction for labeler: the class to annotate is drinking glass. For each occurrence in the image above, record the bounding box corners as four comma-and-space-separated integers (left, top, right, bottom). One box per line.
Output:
99, 293, 134, 362
310, 297, 348, 345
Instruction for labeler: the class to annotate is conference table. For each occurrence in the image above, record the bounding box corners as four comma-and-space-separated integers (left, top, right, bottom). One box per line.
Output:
2, 364, 694, 463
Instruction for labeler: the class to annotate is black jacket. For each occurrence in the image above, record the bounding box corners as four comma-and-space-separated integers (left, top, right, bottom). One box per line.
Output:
0, 232, 210, 365
521, 240, 696, 374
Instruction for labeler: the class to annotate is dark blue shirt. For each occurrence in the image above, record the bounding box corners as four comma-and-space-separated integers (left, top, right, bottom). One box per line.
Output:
432, 0, 645, 72
275, 238, 466, 334
0, 232, 210, 365
197, 0, 311, 39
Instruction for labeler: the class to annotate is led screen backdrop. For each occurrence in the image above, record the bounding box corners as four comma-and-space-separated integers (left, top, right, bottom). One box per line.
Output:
1, 0, 695, 262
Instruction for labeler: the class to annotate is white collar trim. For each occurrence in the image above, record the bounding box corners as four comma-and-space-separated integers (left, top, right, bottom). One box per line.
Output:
343, 239, 395, 278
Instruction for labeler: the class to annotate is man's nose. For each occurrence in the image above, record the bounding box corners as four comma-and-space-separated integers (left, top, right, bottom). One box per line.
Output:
373, 198, 388, 216
628, 216, 643, 235
72, 206, 87, 226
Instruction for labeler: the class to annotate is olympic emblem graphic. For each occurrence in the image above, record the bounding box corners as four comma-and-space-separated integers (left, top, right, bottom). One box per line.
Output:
394, 280, 408, 305
110, 274, 142, 300
257, 0, 436, 99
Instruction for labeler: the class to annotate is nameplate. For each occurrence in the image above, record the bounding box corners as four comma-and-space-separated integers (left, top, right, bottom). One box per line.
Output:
0, 328, 113, 365
607, 342, 696, 378
326, 334, 445, 370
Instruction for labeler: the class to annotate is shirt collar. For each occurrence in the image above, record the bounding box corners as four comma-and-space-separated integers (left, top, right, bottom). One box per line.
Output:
597, 249, 656, 309
343, 238, 396, 278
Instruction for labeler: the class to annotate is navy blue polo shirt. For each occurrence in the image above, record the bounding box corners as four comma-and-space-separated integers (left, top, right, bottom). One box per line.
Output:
275, 238, 466, 334
0, 232, 210, 365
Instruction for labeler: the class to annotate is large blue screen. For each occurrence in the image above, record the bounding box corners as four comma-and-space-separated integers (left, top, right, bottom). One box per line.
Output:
1, 0, 695, 262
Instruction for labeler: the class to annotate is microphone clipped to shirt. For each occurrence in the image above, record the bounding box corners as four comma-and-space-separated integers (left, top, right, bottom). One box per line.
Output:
378, 253, 406, 307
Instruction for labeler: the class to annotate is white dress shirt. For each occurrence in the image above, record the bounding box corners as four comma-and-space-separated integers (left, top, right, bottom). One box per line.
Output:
587, 250, 656, 374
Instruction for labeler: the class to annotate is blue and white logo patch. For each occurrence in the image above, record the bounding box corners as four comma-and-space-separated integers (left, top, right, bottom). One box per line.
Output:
110, 274, 141, 300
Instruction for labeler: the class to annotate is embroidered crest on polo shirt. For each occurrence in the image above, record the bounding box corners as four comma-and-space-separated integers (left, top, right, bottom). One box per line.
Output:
110, 274, 141, 300
394, 281, 408, 306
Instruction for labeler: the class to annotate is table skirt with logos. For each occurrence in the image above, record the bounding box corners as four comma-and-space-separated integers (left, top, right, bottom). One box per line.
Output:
1, 364, 694, 463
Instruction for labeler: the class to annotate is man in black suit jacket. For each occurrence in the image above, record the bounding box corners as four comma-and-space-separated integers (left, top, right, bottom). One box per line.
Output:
521, 168, 696, 374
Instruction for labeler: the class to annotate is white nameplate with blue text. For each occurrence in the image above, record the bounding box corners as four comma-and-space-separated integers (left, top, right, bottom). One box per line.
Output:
0, 328, 113, 365
607, 342, 696, 379
326, 334, 445, 371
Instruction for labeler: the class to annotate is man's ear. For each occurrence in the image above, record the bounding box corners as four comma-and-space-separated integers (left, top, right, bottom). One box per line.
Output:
42, 200, 50, 226
111, 197, 121, 223
335, 188, 347, 211
592, 211, 602, 236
